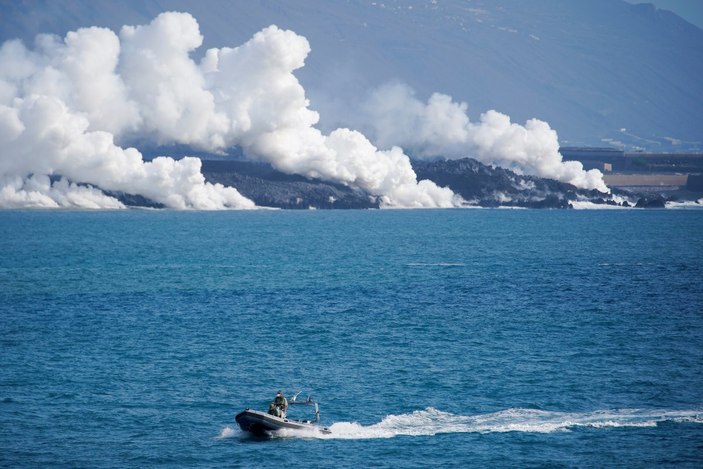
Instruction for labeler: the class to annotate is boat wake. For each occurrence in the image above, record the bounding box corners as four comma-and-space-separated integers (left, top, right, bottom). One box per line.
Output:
218, 426, 239, 439
220, 407, 703, 440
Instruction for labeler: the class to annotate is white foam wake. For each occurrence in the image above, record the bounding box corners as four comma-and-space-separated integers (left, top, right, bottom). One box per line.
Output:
406, 262, 465, 267
268, 407, 703, 440
217, 426, 238, 439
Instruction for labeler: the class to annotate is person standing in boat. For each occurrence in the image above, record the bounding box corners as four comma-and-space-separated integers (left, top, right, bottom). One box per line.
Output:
272, 390, 288, 418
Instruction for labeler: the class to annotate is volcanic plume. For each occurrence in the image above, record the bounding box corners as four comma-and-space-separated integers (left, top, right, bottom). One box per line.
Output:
0, 11, 606, 209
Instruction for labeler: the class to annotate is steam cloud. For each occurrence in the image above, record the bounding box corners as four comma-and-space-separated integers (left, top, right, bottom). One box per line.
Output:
0, 11, 606, 210
0, 12, 457, 209
358, 83, 608, 192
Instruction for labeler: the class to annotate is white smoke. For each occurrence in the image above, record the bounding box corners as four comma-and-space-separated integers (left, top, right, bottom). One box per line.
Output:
360, 83, 608, 192
0, 12, 457, 209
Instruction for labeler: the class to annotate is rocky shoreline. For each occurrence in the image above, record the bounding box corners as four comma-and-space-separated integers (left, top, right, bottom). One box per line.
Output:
200, 158, 694, 210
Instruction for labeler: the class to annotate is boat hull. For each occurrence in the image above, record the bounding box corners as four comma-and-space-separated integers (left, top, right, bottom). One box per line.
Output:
235, 409, 330, 436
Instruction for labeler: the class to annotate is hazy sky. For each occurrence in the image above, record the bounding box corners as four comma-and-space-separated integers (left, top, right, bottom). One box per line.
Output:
626, 0, 703, 29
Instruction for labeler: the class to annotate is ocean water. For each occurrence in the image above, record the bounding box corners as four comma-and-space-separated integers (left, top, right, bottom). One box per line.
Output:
1, 209, 702, 467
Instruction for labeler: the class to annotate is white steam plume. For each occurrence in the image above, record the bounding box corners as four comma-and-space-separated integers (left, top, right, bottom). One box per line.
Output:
0, 25, 254, 209
360, 83, 608, 192
0, 12, 457, 209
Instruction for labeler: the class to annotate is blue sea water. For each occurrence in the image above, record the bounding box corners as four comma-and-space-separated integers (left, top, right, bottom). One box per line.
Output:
1, 209, 702, 467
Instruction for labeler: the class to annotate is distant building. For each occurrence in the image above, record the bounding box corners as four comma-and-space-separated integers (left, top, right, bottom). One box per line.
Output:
560, 147, 703, 193
560, 147, 703, 173
560, 147, 624, 172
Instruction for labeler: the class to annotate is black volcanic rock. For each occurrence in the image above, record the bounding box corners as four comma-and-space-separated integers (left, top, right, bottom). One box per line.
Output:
635, 195, 666, 208
412, 158, 607, 208
201, 160, 378, 209
103, 191, 166, 209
